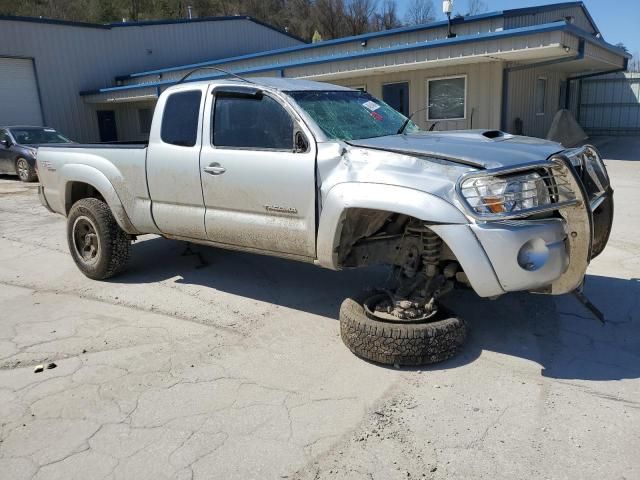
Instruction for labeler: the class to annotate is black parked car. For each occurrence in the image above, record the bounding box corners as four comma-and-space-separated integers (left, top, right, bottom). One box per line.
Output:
0, 126, 73, 182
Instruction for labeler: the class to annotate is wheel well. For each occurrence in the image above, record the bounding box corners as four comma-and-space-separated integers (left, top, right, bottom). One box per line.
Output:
66, 182, 105, 214
336, 208, 457, 270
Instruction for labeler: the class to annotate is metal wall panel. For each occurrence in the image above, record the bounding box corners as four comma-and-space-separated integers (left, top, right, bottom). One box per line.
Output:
578, 73, 640, 135
505, 6, 595, 33
0, 18, 301, 141
505, 66, 567, 138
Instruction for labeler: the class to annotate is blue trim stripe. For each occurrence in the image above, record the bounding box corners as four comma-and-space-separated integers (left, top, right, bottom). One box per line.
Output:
82, 21, 564, 96
81, 19, 628, 97
117, 2, 595, 81
120, 10, 505, 80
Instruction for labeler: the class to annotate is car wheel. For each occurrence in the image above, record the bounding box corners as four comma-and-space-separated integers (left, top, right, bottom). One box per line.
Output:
16, 157, 37, 182
340, 290, 467, 366
67, 198, 131, 280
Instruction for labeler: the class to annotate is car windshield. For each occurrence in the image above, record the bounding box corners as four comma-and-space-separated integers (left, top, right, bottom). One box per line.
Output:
287, 90, 419, 141
9, 128, 71, 145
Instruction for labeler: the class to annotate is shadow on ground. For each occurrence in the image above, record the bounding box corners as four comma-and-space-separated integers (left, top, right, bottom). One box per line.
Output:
118, 236, 640, 382
590, 136, 640, 161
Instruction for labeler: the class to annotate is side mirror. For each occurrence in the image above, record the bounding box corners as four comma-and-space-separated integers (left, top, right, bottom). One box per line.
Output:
294, 131, 309, 153
0, 139, 9, 148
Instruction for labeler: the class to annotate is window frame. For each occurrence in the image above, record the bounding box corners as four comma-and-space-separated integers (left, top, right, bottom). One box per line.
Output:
210, 91, 297, 152
535, 76, 547, 116
160, 89, 203, 148
426, 74, 467, 122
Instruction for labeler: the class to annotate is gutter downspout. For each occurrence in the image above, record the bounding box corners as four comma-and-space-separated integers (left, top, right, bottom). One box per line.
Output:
500, 39, 585, 132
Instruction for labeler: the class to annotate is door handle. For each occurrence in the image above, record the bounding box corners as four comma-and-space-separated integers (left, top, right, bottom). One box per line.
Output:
203, 163, 226, 175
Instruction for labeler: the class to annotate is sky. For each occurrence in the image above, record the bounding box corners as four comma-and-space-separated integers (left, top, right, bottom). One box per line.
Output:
396, 0, 640, 56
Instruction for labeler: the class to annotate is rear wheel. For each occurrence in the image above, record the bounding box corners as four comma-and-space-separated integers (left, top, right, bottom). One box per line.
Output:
16, 158, 37, 182
340, 290, 467, 366
67, 198, 131, 280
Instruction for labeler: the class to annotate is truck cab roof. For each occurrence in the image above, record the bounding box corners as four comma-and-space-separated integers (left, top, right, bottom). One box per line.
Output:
164, 76, 356, 94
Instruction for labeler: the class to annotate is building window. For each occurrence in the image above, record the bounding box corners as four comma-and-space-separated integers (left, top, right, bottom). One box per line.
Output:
427, 75, 466, 120
382, 82, 410, 116
536, 77, 547, 115
349, 85, 367, 92
160, 90, 202, 147
213, 94, 293, 150
138, 108, 152, 134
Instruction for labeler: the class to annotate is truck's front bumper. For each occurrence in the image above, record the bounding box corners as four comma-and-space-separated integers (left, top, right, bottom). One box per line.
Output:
431, 218, 571, 298
471, 218, 569, 293
434, 148, 613, 298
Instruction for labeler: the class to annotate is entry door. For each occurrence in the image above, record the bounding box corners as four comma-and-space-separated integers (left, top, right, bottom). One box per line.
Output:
97, 110, 118, 142
382, 82, 410, 116
199, 89, 317, 258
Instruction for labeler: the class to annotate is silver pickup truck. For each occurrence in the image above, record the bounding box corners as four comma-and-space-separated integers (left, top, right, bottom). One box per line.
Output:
37, 77, 613, 366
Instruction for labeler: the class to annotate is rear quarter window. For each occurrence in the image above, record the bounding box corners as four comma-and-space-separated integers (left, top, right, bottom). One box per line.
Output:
161, 90, 202, 147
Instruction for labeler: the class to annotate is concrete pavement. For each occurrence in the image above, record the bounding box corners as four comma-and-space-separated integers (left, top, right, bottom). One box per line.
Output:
0, 137, 638, 479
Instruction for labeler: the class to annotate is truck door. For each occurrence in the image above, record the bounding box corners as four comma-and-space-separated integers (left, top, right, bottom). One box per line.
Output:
199, 86, 317, 258
146, 87, 207, 239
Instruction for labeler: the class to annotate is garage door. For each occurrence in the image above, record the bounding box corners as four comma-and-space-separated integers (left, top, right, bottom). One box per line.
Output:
0, 57, 44, 126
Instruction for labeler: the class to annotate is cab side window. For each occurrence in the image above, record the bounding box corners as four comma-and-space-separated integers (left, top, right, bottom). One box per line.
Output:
161, 90, 202, 147
213, 95, 293, 150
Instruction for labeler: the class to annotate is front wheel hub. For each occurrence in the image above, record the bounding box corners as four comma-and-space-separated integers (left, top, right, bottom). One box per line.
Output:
363, 292, 438, 323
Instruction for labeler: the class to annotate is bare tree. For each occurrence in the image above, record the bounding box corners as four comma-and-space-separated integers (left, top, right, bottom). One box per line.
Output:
372, 0, 401, 31
405, 0, 435, 25
345, 0, 377, 35
629, 52, 640, 72
314, 0, 348, 39
466, 0, 488, 16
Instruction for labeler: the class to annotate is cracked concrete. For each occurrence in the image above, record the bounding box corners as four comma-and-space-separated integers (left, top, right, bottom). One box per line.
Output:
0, 137, 639, 479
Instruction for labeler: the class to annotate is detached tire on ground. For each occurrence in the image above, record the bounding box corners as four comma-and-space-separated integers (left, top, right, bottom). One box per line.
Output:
67, 198, 131, 280
340, 290, 467, 366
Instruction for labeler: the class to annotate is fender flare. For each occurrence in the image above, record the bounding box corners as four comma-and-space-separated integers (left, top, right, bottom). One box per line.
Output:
60, 164, 140, 235
316, 182, 468, 269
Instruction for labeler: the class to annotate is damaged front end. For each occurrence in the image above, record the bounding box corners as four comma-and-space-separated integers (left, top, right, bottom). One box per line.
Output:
455, 144, 613, 296
333, 145, 613, 321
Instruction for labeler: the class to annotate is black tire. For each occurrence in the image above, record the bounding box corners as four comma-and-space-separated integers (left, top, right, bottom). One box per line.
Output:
16, 157, 37, 182
67, 198, 131, 280
340, 290, 467, 366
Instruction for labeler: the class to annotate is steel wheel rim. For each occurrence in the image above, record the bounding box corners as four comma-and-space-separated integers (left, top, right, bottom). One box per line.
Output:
72, 216, 101, 265
363, 292, 439, 324
17, 159, 29, 180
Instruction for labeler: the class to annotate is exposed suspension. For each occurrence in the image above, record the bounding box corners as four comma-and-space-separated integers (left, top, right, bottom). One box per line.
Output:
421, 229, 442, 277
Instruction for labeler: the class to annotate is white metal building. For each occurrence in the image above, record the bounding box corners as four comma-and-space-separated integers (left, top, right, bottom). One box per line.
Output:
0, 2, 630, 142
0, 15, 303, 141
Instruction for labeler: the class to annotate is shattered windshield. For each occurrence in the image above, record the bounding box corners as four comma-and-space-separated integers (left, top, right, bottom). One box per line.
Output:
287, 90, 419, 141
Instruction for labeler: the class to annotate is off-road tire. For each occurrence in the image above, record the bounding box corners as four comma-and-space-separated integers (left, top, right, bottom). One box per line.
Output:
16, 158, 37, 182
67, 198, 131, 280
340, 290, 467, 366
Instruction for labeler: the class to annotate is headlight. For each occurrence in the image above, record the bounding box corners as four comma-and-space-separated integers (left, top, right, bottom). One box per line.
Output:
459, 171, 551, 216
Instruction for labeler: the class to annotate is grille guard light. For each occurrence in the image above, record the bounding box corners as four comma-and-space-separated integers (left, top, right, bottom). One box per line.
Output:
456, 160, 579, 221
